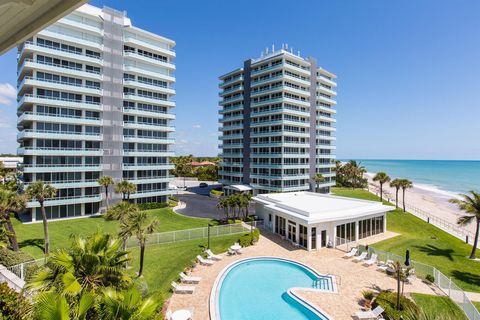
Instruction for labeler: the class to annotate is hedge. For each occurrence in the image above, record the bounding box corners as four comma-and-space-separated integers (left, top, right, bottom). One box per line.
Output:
137, 202, 169, 210
238, 228, 261, 247
0, 282, 32, 320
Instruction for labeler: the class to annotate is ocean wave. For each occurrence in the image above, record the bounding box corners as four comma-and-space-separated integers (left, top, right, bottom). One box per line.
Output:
413, 183, 462, 200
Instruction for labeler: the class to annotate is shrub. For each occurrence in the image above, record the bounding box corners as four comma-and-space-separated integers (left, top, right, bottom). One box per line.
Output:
168, 196, 179, 202
168, 200, 178, 207
238, 228, 261, 247
226, 219, 242, 225
362, 290, 375, 301
425, 274, 435, 283
374, 290, 418, 320
0, 282, 32, 320
137, 202, 169, 210
0, 248, 35, 268
210, 189, 224, 196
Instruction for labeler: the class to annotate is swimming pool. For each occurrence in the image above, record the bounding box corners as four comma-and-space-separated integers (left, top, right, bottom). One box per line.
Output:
211, 257, 335, 320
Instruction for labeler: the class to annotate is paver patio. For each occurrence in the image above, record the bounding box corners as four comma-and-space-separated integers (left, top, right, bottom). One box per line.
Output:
166, 231, 439, 319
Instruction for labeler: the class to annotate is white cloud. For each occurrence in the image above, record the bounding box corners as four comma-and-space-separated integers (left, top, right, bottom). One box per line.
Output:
0, 121, 11, 128
0, 83, 16, 105
192, 124, 202, 129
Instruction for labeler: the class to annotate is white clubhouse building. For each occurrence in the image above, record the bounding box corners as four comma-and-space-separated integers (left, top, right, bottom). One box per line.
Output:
254, 192, 394, 251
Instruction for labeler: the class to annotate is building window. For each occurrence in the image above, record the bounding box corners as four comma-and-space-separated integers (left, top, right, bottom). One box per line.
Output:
359, 216, 384, 239
335, 222, 356, 246
299, 225, 307, 248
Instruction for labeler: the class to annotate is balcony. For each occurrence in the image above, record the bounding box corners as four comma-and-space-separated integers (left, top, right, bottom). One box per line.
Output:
39, 29, 103, 51
219, 95, 244, 106
219, 85, 243, 96
123, 93, 175, 107
250, 119, 309, 128
123, 36, 176, 58
18, 59, 102, 80
18, 129, 102, 141
20, 41, 102, 66
123, 136, 175, 144
22, 164, 102, 173
124, 50, 175, 70
316, 95, 337, 105
123, 65, 175, 83
122, 150, 175, 157
125, 176, 173, 184
18, 94, 102, 112
18, 112, 102, 126
27, 194, 102, 208
129, 189, 173, 199
251, 63, 283, 76
219, 75, 243, 88
250, 74, 283, 87
316, 124, 336, 132
18, 147, 103, 156
218, 171, 243, 177
23, 179, 99, 189
250, 163, 309, 169
18, 76, 101, 96
123, 107, 175, 120
122, 164, 174, 171
317, 74, 337, 87
123, 79, 175, 95
219, 104, 244, 114
123, 121, 175, 132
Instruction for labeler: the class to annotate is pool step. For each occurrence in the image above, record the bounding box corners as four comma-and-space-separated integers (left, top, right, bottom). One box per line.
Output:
313, 278, 331, 290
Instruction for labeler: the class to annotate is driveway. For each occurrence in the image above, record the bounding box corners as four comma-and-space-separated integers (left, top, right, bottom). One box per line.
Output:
175, 193, 224, 219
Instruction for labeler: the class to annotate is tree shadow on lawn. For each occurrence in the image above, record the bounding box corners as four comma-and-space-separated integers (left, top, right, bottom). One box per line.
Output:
413, 244, 455, 261
19, 238, 44, 252
451, 270, 480, 288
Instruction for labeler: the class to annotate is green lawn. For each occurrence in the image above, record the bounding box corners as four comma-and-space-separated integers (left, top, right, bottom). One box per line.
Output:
411, 293, 467, 319
332, 187, 480, 292
13, 208, 217, 258
128, 234, 242, 303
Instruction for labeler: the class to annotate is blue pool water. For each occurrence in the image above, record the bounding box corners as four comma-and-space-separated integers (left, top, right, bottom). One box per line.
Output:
217, 258, 333, 320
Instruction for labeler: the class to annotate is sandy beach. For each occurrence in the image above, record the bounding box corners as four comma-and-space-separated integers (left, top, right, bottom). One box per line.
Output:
365, 173, 476, 238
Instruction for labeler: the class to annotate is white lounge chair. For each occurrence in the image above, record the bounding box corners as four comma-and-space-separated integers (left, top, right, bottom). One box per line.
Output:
171, 281, 195, 294
355, 305, 384, 319
197, 255, 214, 266
344, 247, 358, 258
206, 249, 223, 261
376, 260, 393, 272
353, 251, 368, 262
228, 248, 236, 255
165, 310, 172, 320
179, 272, 201, 283
363, 254, 378, 266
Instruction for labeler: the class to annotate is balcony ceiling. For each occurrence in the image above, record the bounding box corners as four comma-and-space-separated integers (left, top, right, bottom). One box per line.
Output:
0, 0, 87, 55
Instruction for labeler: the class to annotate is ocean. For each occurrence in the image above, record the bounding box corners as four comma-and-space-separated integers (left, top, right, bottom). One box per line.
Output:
348, 160, 480, 197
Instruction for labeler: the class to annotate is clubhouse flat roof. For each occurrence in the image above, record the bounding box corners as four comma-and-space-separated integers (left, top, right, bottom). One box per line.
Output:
253, 192, 394, 224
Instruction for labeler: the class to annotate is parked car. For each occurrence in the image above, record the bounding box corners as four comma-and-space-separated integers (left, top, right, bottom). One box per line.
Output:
199, 182, 208, 188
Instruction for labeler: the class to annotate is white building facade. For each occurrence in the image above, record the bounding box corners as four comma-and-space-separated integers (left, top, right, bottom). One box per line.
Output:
218, 47, 337, 194
254, 192, 392, 251
17, 4, 175, 222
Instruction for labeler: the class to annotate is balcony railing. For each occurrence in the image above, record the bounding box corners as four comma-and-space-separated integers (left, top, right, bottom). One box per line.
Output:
19, 111, 100, 122
20, 94, 101, 105
18, 76, 101, 90
19, 59, 101, 75
21, 129, 101, 136
22, 41, 102, 60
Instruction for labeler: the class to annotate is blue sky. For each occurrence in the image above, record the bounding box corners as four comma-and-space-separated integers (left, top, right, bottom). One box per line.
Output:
0, 0, 479, 159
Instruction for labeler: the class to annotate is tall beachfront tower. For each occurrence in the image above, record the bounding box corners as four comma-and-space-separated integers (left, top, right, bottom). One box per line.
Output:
218, 46, 336, 194
16, 4, 175, 221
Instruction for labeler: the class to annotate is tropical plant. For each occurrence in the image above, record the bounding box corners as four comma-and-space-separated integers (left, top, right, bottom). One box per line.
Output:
390, 179, 402, 209
312, 173, 325, 193
99, 286, 159, 319
399, 179, 413, 212
216, 197, 229, 220
119, 211, 159, 277
373, 172, 391, 202
449, 191, 480, 259
0, 220, 11, 248
0, 281, 32, 320
335, 160, 367, 189
27, 232, 131, 297
105, 201, 140, 251
25, 181, 56, 254
115, 180, 137, 201
33, 289, 95, 320
0, 189, 26, 251
98, 175, 114, 209
171, 155, 194, 188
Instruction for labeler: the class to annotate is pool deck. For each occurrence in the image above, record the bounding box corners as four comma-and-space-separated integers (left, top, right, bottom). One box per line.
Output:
167, 231, 439, 319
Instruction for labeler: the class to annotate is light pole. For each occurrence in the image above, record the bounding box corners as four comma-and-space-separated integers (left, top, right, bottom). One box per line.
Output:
207, 223, 213, 249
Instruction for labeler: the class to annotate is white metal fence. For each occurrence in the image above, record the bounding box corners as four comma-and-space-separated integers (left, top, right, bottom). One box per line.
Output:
356, 246, 480, 320
5, 222, 254, 282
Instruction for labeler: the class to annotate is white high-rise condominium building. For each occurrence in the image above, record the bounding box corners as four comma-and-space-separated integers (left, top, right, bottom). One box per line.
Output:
17, 4, 175, 222
219, 47, 337, 194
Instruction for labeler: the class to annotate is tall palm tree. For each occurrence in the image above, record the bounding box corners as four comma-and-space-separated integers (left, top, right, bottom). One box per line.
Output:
390, 179, 402, 209
449, 191, 480, 259
312, 173, 325, 193
119, 211, 158, 277
0, 220, 11, 248
26, 181, 56, 254
373, 172, 390, 202
115, 180, 137, 201
0, 189, 26, 251
98, 176, 114, 208
399, 179, 413, 212
105, 201, 139, 250
216, 197, 229, 221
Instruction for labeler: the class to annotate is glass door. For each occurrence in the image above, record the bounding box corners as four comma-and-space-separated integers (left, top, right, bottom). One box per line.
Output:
321, 230, 327, 247
288, 223, 296, 243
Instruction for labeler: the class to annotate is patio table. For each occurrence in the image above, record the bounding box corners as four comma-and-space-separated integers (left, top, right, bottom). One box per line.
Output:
171, 310, 191, 320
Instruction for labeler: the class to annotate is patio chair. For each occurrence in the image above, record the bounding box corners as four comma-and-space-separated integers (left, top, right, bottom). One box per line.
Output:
355, 305, 384, 319
197, 255, 214, 266
165, 310, 172, 320
344, 247, 358, 258
363, 253, 378, 266
353, 251, 368, 262
171, 281, 195, 294
179, 272, 201, 283
376, 260, 393, 272
206, 249, 223, 261
228, 248, 236, 255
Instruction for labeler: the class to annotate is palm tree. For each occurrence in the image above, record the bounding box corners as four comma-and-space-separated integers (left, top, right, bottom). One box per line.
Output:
399, 179, 413, 212
390, 179, 402, 209
26, 181, 56, 254
242, 192, 253, 218
27, 231, 131, 293
115, 180, 137, 201
0, 189, 26, 251
449, 191, 480, 259
98, 175, 114, 208
373, 172, 390, 202
105, 201, 139, 250
119, 211, 158, 277
312, 173, 325, 193
216, 197, 229, 221
34, 290, 94, 320
0, 220, 11, 248
100, 287, 159, 319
